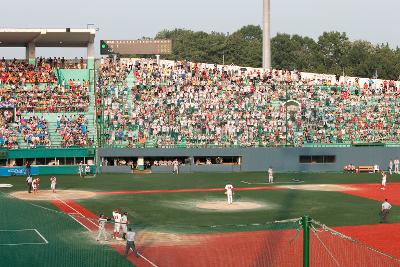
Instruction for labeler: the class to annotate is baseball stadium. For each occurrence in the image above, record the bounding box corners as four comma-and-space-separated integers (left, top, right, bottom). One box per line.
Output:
2, 1, 400, 266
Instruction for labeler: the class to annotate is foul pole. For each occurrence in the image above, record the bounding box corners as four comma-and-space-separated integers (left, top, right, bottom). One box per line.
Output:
262, 0, 271, 69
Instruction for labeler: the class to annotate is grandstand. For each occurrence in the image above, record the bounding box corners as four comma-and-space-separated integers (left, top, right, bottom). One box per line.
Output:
0, 29, 96, 174
0, 28, 400, 174
2, 25, 400, 267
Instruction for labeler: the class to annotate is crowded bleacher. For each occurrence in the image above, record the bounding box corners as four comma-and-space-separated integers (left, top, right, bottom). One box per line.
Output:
98, 58, 400, 148
18, 116, 51, 148
57, 114, 89, 147
0, 59, 92, 148
1, 56, 400, 149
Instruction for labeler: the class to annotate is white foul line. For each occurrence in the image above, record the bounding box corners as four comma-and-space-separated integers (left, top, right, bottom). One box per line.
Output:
137, 252, 159, 267
68, 214, 92, 232
53, 196, 98, 228
54, 197, 159, 267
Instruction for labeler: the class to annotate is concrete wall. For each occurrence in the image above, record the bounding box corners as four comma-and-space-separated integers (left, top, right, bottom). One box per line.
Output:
101, 166, 132, 173
99, 147, 400, 172
152, 164, 241, 173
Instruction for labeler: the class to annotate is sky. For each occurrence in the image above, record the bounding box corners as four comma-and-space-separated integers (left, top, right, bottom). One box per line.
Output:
0, 0, 399, 58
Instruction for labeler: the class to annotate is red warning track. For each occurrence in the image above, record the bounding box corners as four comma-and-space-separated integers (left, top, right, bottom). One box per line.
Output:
341, 182, 400, 205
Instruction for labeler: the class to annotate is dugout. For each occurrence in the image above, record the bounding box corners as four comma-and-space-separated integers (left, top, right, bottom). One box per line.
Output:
98, 146, 400, 173
0, 147, 96, 176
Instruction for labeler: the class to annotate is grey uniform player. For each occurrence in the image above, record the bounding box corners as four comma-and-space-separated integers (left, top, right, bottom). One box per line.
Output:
268, 167, 274, 183
96, 214, 109, 241
121, 212, 129, 240
79, 161, 83, 177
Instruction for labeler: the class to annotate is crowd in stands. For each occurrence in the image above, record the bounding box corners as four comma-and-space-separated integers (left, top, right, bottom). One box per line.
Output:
0, 109, 17, 149
57, 114, 90, 147
3, 56, 400, 149
98, 58, 400, 147
39, 57, 87, 69
0, 58, 56, 85
0, 59, 89, 112
0, 82, 90, 112
18, 116, 50, 148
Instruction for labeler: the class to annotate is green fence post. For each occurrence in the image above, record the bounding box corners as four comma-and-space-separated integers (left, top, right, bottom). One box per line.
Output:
302, 215, 310, 267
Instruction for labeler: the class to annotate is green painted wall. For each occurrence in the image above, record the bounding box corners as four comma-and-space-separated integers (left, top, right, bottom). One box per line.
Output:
5, 148, 95, 159
58, 69, 90, 81
38, 165, 94, 175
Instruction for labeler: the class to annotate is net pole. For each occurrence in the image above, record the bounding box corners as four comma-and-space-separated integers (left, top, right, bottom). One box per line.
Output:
302, 215, 310, 267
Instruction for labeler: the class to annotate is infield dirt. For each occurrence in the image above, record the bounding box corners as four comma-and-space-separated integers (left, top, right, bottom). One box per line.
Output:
10, 190, 96, 200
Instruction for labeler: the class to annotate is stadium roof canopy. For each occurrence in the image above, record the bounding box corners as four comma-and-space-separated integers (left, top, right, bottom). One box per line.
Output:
0, 28, 96, 47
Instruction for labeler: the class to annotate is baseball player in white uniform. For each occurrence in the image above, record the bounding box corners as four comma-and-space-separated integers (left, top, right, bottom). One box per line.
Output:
96, 214, 109, 241
268, 167, 274, 183
389, 160, 393, 175
225, 182, 234, 204
394, 159, 399, 174
85, 165, 91, 176
112, 209, 122, 239
50, 176, 57, 193
173, 159, 179, 174
32, 177, 40, 194
78, 161, 83, 177
121, 212, 129, 240
381, 171, 387, 190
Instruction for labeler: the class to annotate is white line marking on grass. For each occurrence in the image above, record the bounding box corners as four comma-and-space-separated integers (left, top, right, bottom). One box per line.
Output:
137, 252, 159, 267
0, 229, 37, 231
33, 229, 48, 244
0, 229, 48, 246
0, 242, 47, 246
68, 214, 93, 232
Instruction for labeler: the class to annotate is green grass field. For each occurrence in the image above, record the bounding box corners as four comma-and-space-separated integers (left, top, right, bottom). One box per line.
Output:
1, 172, 399, 267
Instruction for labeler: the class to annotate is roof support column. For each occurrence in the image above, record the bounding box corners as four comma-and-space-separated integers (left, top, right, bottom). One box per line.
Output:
87, 41, 95, 69
26, 43, 36, 65
262, 0, 271, 69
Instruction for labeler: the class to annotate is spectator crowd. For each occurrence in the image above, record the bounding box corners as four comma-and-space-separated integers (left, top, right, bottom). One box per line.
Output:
2, 57, 400, 149
98, 58, 400, 147
57, 114, 89, 147
18, 116, 51, 148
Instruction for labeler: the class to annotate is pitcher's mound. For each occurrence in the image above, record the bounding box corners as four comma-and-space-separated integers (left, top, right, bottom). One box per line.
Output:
10, 190, 96, 200
196, 201, 265, 211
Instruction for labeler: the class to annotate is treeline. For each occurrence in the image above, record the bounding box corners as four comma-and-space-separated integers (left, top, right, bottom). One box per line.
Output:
155, 25, 400, 80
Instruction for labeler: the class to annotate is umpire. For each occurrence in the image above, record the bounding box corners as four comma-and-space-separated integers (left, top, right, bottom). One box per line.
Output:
26, 176, 32, 193
125, 228, 139, 258
380, 199, 392, 223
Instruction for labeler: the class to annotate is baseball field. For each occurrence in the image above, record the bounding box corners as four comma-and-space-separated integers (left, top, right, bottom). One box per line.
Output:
1, 172, 400, 267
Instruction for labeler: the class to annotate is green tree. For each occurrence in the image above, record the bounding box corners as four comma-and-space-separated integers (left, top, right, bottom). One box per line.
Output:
154, 26, 400, 80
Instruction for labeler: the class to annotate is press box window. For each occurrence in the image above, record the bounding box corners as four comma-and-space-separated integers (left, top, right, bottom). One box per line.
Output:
299, 155, 336, 164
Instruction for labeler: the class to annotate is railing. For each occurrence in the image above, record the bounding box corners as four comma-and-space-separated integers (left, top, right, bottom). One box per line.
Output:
99, 141, 399, 149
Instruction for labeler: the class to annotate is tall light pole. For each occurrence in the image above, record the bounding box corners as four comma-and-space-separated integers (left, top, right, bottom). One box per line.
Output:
263, 0, 271, 69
